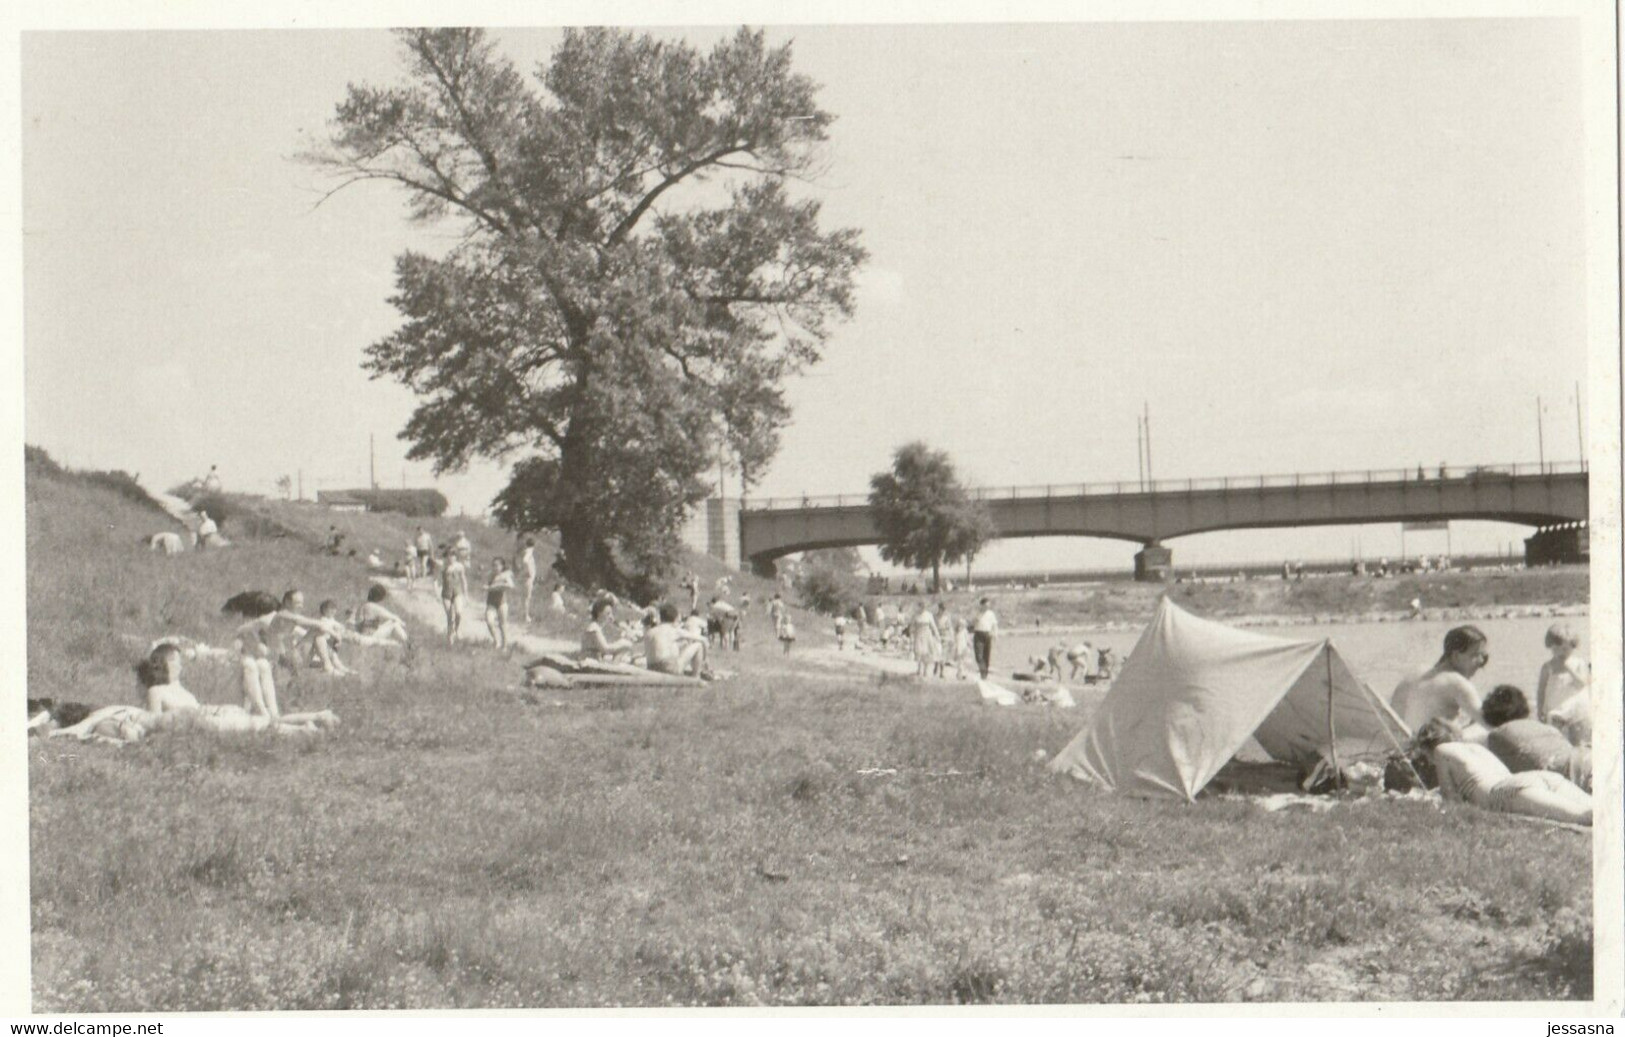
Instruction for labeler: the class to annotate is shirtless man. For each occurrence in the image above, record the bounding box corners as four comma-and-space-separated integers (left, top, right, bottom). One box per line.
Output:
1391, 625, 1491, 739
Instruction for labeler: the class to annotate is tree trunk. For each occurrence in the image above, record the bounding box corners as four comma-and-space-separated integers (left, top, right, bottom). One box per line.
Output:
931, 557, 941, 594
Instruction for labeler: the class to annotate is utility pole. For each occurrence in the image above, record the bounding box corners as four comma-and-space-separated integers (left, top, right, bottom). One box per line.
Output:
1143, 401, 1154, 486
370, 434, 377, 490
1574, 381, 1585, 464
297, 469, 303, 502
1536, 395, 1545, 472
1136, 416, 1145, 490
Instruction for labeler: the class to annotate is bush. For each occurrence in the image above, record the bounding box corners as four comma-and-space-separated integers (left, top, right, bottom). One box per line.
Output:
348, 489, 449, 518
25, 444, 64, 479
190, 493, 235, 528
799, 567, 862, 617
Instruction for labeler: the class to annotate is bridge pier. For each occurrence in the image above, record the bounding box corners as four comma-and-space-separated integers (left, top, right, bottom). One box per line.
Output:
1134, 542, 1173, 582
1524, 523, 1588, 566
748, 554, 778, 580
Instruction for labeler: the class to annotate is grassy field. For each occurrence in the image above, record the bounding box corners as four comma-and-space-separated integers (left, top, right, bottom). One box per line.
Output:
26, 461, 1593, 1009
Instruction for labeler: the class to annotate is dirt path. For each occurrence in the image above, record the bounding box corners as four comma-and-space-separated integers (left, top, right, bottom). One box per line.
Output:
374, 574, 576, 655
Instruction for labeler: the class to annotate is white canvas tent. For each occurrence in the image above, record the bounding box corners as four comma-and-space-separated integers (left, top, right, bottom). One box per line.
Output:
1049, 597, 1412, 801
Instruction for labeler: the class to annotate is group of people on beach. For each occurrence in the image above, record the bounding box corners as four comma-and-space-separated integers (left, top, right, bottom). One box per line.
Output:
1391, 621, 1593, 825
831, 597, 1002, 681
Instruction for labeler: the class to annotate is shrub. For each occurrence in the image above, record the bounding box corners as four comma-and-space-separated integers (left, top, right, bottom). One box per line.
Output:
190, 493, 235, 527
799, 567, 862, 617
348, 489, 449, 517
25, 444, 64, 478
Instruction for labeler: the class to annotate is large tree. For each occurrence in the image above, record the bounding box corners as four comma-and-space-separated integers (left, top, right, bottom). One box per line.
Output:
868, 442, 995, 593
307, 27, 865, 590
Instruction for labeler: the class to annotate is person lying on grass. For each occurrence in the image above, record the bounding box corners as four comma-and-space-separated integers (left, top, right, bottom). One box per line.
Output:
642, 602, 710, 678
1414, 717, 1591, 827
581, 598, 636, 661
1481, 684, 1591, 793
50, 644, 337, 745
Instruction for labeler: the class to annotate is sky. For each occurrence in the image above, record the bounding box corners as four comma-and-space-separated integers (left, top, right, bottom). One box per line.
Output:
20, 18, 1597, 573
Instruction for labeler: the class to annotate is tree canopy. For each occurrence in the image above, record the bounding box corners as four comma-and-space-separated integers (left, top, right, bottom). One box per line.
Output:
868, 442, 995, 592
307, 27, 866, 590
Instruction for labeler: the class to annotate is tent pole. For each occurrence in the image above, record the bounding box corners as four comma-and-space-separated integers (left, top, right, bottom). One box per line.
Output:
1326, 650, 1342, 792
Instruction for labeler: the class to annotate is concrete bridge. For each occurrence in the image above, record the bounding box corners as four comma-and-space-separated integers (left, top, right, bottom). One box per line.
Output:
738, 461, 1589, 580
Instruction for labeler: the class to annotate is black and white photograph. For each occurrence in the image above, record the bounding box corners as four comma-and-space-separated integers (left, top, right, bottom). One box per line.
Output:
6, 0, 1621, 1018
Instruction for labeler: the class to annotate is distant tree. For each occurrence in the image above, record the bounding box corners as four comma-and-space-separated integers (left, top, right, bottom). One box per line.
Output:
796, 547, 865, 616
869, 442, 995, 593
306, 27, 866, 593
276, 475, 293, 501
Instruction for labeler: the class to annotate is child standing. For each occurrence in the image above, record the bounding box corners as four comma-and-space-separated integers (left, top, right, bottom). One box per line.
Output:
778, 613, 796, 656
1536, 621, 1590, 742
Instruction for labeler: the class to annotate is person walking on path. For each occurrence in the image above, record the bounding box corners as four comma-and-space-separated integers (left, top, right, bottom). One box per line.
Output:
413, 527, 435, 584
484, 558, 516, 650
517, 536, 539, 623
971, 598, 999, 680
439, 546, 469, 644
910, 601, 942, 679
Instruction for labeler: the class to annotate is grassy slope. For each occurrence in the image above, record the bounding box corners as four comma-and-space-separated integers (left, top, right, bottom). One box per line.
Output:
28, 471, 1592, 1009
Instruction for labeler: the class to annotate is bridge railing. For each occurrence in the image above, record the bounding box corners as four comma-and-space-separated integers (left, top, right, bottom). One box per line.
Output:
739, 460, 1587, 512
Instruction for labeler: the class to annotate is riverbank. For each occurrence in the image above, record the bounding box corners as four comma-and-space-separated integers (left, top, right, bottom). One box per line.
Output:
867, 566, 1588, 630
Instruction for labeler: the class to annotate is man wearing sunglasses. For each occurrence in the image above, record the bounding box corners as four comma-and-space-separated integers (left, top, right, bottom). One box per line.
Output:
1391, 625, 1491, 740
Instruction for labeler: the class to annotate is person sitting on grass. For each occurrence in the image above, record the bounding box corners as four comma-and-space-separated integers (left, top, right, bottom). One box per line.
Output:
581, 598, 636, 661
236, 590, 326, 688
643, 602, 710, 678
1481, 684, 1591, 793
682, 609, 709, 641
195, 509, 219, 548
484, 558, 516, 650
310, 600, 358, 676
1414, 718, 1591, 827
1390, 626, 1490, 741
356, 584, 411, 645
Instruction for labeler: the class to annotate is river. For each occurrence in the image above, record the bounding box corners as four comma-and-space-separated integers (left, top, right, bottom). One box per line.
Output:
996, 614, 1587, 702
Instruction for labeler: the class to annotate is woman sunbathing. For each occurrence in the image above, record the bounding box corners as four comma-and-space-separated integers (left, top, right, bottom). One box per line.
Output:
51, 644, 337, 745
1415, 718, 1590, 826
